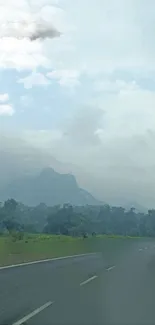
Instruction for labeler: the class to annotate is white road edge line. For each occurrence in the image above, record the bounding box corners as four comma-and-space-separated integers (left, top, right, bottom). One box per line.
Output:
0, 253, 97, 271
12, 301, 54, 325
106, 265, 116, 271
80, 275, 98, 286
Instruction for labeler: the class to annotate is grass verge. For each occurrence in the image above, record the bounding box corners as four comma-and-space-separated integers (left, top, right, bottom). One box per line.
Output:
0, 234, 145, 267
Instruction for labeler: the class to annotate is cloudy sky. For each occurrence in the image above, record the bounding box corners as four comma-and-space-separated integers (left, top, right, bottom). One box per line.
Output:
0, 0, 155, 207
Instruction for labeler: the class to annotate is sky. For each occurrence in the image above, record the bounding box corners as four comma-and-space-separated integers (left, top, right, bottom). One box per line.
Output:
0, 0, 155, 208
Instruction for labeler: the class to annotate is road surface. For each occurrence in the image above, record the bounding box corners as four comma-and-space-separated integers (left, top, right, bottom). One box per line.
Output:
1, 240, 155, 325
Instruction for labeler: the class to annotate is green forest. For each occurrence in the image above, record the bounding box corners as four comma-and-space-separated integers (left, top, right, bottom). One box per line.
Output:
0, 198, 155, 238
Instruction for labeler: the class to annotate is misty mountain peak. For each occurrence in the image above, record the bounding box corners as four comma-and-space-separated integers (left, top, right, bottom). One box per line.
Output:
39, 167, 57, 177
1, 168, 100, 206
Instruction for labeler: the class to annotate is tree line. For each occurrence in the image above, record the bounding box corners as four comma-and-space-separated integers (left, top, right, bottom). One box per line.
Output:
0, 199, 155, 237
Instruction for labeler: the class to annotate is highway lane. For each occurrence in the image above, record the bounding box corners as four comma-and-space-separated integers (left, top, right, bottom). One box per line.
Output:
1, 240, 155, 324
26, 240, 155, 325
0, 253, 105, 325
104, 241, 155, 325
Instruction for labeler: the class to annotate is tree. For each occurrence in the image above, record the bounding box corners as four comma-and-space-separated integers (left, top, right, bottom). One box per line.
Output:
2, 199, 21, 234
3, 219, 22, 234
4, 199, 18, 214
0, 197, 155, 238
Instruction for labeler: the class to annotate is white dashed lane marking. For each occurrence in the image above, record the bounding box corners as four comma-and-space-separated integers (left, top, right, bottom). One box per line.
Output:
80, 275, 98, 286
12, 301, 54, 325
106, 265, 116, 271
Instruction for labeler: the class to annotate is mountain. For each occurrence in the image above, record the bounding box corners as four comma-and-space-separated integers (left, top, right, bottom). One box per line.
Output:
1, 168, 101, 206
122, 201, 148, 213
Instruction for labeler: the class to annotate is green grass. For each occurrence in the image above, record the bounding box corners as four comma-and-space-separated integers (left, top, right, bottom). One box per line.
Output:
0, 234, 91, 266
0, 233, 145, 266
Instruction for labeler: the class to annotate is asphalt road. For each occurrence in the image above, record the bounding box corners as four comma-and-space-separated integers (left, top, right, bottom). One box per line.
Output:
1, 240, 155, 325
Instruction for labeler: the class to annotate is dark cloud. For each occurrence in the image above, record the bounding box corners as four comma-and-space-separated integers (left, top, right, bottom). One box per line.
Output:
29, 19, 61, 41
0, 18, 61, 41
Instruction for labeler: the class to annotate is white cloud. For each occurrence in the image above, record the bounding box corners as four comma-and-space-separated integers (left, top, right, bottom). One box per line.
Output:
47, 69, 80, 87
94, 80, 139, 94
96, 87, 155, 138
0, 93, 9, 102
18, 72, 50, 88
39, 0, 155, 76
0, 93, 14, 116
0, 0, 154, 75
22, 129, 62, 149
0, 104, 14, 116
0, 37, 50, 70
0, 17, 60, 41
0, 0, 64, 70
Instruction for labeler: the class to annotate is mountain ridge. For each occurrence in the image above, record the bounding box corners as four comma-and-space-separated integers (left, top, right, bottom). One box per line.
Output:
1, 167, 101, 206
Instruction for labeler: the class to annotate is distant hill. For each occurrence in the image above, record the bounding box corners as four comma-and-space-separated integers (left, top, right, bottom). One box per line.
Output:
122, 201, 148, 213
1, 168, 101, 206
